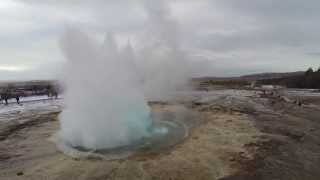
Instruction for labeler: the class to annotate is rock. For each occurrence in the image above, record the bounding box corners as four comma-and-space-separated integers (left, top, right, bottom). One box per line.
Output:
16, 171, 24, 176
192, 136, 199, 140
309, 128, 316, 132
285, 129, 305, 141
229, 157, 236, 162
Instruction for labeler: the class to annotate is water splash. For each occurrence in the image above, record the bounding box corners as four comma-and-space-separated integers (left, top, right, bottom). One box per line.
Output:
59, 30, 152, 150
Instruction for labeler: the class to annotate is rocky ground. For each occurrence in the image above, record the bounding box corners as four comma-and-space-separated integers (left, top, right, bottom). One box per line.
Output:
0, 89, 320, 180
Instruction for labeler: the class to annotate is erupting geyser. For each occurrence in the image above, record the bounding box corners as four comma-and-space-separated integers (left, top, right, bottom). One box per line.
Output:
59, 30, 152, 150
57, 1, 192, 156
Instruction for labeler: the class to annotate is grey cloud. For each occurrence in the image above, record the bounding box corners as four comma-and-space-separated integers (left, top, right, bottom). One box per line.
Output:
305, 51, 320, 57
187, 0, 320, 52
1, 0, 320, 80
194, 24, 320, 52
216, 0, 320, 20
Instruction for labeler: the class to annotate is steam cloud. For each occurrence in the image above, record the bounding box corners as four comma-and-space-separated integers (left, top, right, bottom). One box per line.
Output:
59, 0, 191, 150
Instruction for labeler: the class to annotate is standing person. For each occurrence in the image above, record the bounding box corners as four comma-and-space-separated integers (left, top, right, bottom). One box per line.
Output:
3, 92, 8, 105
15, 94, 20, 104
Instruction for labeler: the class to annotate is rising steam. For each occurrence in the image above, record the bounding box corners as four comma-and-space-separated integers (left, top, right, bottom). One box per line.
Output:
59, 30, 152, 149
59, 0, 190, 150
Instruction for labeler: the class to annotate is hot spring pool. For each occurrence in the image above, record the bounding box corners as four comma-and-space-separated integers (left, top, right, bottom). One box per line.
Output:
55, 106, 197, 160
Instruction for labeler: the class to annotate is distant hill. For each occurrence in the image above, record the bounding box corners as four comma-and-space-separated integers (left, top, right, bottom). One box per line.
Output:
193, 71, 304, 82
193, 69, 320, 89
240, 71, 304, 81
0, 80, 57, 88
258, 69, 320, 89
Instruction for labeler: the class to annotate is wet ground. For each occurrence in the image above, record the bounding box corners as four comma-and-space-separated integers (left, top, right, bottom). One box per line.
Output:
0, 89, 320, 180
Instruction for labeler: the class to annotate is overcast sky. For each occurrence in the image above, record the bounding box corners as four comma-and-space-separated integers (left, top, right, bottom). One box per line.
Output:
0, 0, 320, 80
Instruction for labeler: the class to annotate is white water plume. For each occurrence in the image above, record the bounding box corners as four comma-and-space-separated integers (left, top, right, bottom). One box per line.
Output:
58, 0, 191, 150
59, 30, 151, 149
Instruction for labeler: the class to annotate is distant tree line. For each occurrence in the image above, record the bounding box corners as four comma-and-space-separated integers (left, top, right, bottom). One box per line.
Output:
258, 67, 320, 89
210, 80, 249, 86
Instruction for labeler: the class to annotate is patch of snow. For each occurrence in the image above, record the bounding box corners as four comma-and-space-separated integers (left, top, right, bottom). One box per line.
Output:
0, 96, 62, 121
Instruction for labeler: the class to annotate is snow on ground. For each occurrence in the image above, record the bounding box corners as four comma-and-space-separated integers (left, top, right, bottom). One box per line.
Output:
0, 89, 318, 122
284, 89, 320, 97
0, 96, 62, 121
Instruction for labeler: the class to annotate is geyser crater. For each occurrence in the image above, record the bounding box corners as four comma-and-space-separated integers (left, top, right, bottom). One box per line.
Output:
56, 108, 193, 160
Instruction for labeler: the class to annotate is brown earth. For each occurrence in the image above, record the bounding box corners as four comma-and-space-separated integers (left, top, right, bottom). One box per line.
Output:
0, 90, 320, 180
220, 93, 320, 180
